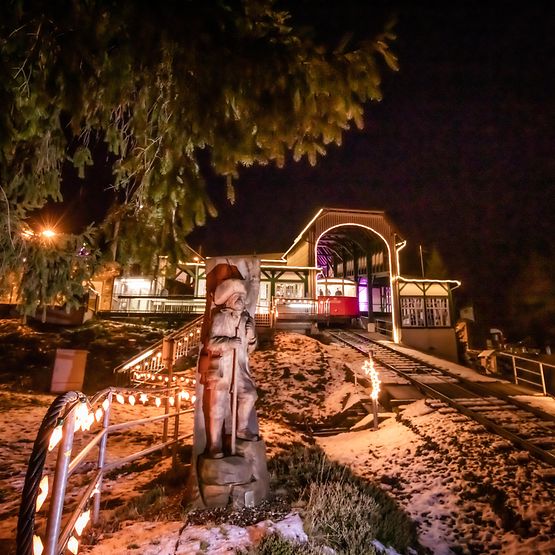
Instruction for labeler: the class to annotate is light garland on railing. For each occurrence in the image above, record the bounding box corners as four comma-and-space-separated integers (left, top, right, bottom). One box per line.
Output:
33, 386, 198, 555
131, 371, 196, 386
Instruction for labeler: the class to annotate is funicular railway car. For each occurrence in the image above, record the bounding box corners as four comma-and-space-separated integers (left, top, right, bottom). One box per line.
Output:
316, 277, 360, 323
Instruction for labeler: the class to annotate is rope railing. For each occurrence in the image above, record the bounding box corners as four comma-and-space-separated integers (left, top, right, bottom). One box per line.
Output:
16, 381, 196, 555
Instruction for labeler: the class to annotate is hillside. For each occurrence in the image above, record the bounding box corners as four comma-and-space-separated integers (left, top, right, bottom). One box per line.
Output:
1, 329, 554, 554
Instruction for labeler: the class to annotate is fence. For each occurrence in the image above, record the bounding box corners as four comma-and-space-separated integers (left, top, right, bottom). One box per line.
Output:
114, 316, 203, 385
16, 382, 195, 555
496, 352, 555, 396
374, 318, 393, 338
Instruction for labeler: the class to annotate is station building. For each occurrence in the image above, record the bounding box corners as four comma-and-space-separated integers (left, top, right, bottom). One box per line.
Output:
94, 207, 461, 362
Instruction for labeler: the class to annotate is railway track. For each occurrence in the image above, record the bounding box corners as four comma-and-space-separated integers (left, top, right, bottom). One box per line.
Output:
328, 329, 555, 467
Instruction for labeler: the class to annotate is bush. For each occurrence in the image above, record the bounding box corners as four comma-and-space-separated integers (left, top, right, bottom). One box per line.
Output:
238, 533, 318, 554
269, 445, 419, 553
304, 481, 378, 554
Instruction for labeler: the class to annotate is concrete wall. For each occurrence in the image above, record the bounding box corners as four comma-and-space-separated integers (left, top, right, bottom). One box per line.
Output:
401, 328, 459, 362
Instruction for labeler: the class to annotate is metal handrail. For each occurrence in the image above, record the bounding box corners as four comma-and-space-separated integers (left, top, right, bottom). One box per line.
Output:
497, 352, 555, 396
16, 383, 195, 555
374, 318, 393, 337
113, 315, 203, 380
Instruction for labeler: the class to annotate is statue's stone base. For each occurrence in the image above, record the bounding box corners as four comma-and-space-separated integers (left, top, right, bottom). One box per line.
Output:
197, 438, 269, 508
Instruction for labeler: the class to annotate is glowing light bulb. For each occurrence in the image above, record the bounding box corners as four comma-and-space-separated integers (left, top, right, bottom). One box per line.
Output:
128, 394, 136, 406
83, 412, 95, 432
67, 535, 79, 554
48, 425, 63, 452
95, 408, 103, 422
191, 395, 196, 403
169, 396, 175, 407
74, 403, 89, 432
139, 393, 148, 404
33, 535, 44, 555
155, 397, 161, 407
74, 509, 90, 536
116, 393, 125, 404
102, 399, 109, 412
36, 475, 48, 511
41, 228, 56, 238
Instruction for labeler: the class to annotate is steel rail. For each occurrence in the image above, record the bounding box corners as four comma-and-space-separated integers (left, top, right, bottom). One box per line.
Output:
347, 330, 555, 423
329, 330, 555, 467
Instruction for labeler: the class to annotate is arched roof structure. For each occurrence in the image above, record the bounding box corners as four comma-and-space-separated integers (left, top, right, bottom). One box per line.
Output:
282, 208, 407, 342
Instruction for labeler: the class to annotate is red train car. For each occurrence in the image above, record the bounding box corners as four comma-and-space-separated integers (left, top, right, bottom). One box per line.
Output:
318, 295, 360, 320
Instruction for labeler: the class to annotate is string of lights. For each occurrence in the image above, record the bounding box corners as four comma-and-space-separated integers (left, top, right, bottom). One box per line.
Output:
17, 385, 196, 555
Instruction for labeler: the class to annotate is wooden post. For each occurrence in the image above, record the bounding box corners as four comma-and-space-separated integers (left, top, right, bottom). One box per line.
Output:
162, 337, 175, 450
230, 348, 238, 455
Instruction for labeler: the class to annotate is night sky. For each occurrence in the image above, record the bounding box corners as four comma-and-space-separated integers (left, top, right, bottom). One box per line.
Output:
41, 3, 554, 339
188, 3, 555, 335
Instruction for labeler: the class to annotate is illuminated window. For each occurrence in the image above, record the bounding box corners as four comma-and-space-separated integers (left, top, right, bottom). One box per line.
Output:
401, 297, 425, 327
425, 297, 450, 327
372, 286, 391, 313
401, 296, 450, 327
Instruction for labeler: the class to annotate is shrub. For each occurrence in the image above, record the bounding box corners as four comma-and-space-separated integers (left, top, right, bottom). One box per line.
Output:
304, 481, 378, 554
238, 533, 318, 554
269, 445, 419, 553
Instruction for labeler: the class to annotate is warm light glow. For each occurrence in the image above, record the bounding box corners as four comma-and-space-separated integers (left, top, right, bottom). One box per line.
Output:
139, 393, 148, 404
74, 403, 91, 432
397, 276, 461, 287
122, 349, 155, 371
84, 412, 95, 431
128, 394, 136, 406
102, 399, 109, 412
169, 396, 175, 406
67, 535, 79, 554
116, 393, 125, 404
191, 395, 197, 403
41, 228, 56, 238
33, 535, 44, 555
362, 355, 380, 401
74, 509, 90, 536
48, 425, 63, 452
95, 408, 103, 422
36, 475, 48, 511
155, 397, 161, 407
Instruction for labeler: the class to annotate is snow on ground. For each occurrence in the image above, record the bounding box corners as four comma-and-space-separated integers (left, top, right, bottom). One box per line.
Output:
2, 330, 555, 554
